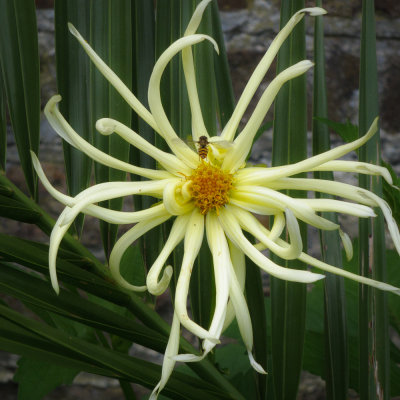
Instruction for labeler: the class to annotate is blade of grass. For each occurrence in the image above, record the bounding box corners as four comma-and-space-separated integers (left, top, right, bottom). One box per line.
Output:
312, 3, 349, 398
358, 1, 389, 398
271, 1, 307, 398
0, 0, 40, 197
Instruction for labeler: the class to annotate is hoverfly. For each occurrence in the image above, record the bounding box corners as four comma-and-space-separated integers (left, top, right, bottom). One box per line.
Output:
173, 135, 232, 160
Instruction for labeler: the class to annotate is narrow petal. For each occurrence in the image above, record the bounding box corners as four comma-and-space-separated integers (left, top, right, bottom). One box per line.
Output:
202, 212, 231, 354
219, 208, 325, 283
149, 312, 181, 400
296, 198, 376, 218
60, 180, 169, 226
299, 252, 400, 296
267, 177, 400, 254
45, 95, 171, 180
221, 7, 325, 142
268, 212, 286, 242
310, 160, 392, 184
222, 61, 314, 172
234, 185, 339, 230
236, 118, 379, 183
109, 213, 171, 292
148, 34, 218, 168
227, 252, 266, 374
147, 214, 191, 295
174, 209, 218, 341
222, 239, 246, 332
339, 229, 353, 260
68, 23, 160, 133
182, 0, 213, 141
232, 205, 302, 260
32, 153, 169, 224
96, 118, 192, 176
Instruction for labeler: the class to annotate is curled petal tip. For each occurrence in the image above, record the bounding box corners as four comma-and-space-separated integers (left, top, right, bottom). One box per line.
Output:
96, 118, 116, 135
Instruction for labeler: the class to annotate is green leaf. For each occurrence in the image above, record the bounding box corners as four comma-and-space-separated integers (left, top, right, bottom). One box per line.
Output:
271, 1, 308, 398
312, 3, 348, 398
211, 0, 235, 130
0, 194, 42, 223
358, 1, 389, 398
55, 0, 91, 235
244, 254, 267, 399
14, 357, 79, 400
0, 68, 6, 171
90, 0, 132, 258
120, 244, 146, 288
314, 117, 358, 143
0, 0, 40, 197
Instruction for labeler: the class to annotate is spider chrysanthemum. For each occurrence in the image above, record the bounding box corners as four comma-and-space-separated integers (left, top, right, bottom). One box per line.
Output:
32, 1, 400, 398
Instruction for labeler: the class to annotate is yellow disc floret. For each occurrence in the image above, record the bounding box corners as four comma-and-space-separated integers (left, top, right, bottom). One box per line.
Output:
188, 161, 234, 215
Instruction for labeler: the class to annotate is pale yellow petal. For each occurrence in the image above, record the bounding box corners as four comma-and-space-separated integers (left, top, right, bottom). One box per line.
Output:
68, 23, 160, 133
236, 118, 379, 183
174, 209, 218, 341
148, 34, 218, 168
221, 7, 325, 142
147, 214, 191, 295
109, 213, 171, 292
222, 61, 314, 172
45, 95, 170, 180
96, 118, 191, 176
149, 312, 181, 400
219, 208, 325, 283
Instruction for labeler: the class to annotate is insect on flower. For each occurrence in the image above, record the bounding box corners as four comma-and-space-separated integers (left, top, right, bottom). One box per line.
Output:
32, 1, 400, 398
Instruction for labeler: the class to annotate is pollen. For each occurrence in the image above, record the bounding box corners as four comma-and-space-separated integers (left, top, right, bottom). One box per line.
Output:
187, 161, 234, 215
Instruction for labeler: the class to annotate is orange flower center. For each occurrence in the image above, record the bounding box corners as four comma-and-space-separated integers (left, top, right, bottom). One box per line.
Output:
188, 161, 234, 215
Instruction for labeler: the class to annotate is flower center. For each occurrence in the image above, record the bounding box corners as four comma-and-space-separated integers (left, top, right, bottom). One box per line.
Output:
188, 161, 234, 215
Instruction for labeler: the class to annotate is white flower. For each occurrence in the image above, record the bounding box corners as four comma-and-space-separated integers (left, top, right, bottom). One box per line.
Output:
32, 1, 400, 398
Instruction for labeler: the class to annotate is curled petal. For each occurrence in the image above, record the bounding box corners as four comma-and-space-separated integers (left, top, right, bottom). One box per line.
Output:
227, 250, 266, 374
219, 208, 325, 283
68, 23, 160, 133
147, 214, 191, 295
233, 206, 302, 260
223, 61, 314, 172
236, 118, 379, 183
60, 180, 169, 226
299, 251, 400, 296
310, 160, 392, 184
163, 180, 195, 216
45, 95, 170, 180
109, 213, 171, 292
96, 118, 191, 176
221, 7, 325, 142
150, 312, 181, 400
203, 212, 231, 354
174, 209, 217, 341
296, 198, 376, 218
148, 34, 218, 168
222, 239, 246, 332
234, 185, 339, 230
182, 0, 213, 140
